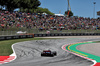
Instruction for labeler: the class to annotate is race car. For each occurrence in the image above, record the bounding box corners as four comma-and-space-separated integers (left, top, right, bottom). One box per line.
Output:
41, 50, 57, 57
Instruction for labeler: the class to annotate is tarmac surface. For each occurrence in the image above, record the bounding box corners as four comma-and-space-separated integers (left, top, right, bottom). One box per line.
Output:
1, 36, 100, 66
77, 43, 100, 57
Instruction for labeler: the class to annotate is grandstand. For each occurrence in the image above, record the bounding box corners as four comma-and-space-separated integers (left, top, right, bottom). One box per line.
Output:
0, 10, 100, 36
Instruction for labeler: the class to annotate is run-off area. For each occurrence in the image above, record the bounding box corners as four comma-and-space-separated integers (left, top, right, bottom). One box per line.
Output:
1, 36, 100, 66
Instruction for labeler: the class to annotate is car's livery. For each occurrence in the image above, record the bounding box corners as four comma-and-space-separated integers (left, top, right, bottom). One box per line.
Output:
41, 50, 57, 57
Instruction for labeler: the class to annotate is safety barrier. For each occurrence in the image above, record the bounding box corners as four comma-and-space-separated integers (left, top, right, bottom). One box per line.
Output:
0, 33, 100, 40
34, 33, 100, 37
0, 35, 34, 41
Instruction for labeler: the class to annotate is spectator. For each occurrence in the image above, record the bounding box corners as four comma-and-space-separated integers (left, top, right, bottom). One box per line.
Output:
0, 10, 100, 31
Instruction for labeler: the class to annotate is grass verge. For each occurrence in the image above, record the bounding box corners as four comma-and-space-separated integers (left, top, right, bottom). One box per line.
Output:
0, 38, 54, 56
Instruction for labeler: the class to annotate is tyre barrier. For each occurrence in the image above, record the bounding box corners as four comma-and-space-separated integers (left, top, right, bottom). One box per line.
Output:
34, 34, 38, 37
0, 35, 34, 41
0, 33, 100, 41
34, 33, 100, 37
0, 36, 5, 40
13, 35, 20, 39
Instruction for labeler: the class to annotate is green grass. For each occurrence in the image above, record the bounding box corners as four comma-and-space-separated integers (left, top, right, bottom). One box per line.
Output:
0, 38, 53, 56
1, 37, 100, 56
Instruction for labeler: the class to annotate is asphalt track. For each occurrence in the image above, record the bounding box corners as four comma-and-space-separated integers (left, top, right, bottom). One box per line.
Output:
1, 36, 100, 66
77, 43, 100, 57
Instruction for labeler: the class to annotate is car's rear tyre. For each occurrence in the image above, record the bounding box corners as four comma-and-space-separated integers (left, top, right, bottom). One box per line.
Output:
41, 53, 44, 56
53, 51, 57, 56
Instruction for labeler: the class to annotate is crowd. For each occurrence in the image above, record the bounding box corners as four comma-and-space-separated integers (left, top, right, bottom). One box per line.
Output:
0, 10, 100, 31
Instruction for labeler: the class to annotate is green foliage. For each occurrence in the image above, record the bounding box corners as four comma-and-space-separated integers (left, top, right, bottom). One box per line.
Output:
0, 0, 41, 11
0, 0, 53, 15
0, 0, 20, 11
65, 10, 73, 17
20, 0, 41, 9
34, 7, 54, 15
19, 7, 54, 15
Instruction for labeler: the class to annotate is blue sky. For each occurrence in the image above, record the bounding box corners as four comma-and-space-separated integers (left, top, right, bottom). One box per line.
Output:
39, 0, 100, 18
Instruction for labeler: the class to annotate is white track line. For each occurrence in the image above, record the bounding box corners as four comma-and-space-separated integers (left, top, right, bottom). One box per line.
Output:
10, 44, 17, 62
0, 44, 17, 64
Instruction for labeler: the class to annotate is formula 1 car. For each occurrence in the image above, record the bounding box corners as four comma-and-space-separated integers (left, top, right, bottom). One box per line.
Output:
41, 50, 57, 57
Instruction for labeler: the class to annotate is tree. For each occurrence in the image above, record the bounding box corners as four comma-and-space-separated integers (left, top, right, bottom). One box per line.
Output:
19, 7, 54, 15
0, 0, 41, 11
65, 10, 73, 17
19, 0, 41, 12
34, 7, 54, 15
0, 0, 5, 7
0, 0, 20, 11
